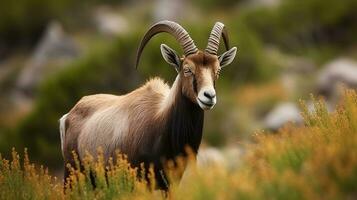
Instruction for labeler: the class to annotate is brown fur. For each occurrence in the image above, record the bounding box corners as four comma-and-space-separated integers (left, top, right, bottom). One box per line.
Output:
181, 52, 219, 102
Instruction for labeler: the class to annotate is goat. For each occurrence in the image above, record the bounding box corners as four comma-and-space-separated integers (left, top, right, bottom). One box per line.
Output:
60, 20, 237, 190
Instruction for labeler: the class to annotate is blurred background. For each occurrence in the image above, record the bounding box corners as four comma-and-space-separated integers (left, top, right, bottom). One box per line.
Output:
0, 0, 356, 173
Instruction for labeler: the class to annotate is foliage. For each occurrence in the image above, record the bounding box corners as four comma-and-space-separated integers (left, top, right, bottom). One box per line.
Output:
0, 149, 62, 200
0, 0, 128, 57
240, 0, 357, 54
1, 89, 357, 199
0, 0, 74, 56
225, 20, 279, 83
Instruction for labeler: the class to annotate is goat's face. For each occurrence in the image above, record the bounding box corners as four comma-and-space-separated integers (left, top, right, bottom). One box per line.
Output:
160, 45, 237, 110
136, 21, 237, 110
181, 52, 219, 110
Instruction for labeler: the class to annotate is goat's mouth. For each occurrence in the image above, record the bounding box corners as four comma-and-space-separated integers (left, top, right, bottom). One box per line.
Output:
197, 98, 215, 110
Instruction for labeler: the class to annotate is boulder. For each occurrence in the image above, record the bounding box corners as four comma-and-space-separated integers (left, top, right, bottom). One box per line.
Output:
263, 100, 335, 131
153, 0, 186, 21
197, 147, 226, 168
317, 58, 357, 99
196, 146, 243, 169
263, 102, 303, 131
16, 21, 79, 97
93, 7, 129, 36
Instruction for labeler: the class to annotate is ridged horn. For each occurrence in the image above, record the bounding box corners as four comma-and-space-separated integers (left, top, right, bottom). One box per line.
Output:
135, 20, 198, 68
205, 22, 230, 55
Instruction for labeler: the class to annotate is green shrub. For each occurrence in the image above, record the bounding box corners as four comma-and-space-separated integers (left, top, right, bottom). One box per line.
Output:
241, 0, 357, 53
0, 0, 129, 56
0, 0, 75, 53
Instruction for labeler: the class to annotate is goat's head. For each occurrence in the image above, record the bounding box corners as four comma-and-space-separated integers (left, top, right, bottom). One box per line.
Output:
136, 21, 237, 110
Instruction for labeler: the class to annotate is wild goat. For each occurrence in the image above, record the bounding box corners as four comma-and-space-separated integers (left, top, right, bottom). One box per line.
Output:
60, 20, 237, 190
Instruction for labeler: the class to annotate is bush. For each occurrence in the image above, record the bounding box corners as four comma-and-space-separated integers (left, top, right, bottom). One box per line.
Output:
227, 20, 279, 83
240, 0, 357, 53
0, 0, 128, 57
0, 0, 76, 56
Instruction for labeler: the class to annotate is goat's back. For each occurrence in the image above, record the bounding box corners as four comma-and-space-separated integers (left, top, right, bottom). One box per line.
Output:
61, 78, 170, 161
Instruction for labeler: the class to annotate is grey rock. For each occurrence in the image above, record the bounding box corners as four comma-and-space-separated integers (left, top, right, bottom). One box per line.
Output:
263, 100, 335, 131
244, 0, 281, 8
196, 146, 243, 169
263, 102, 303, 131
317, 58, 357, 99
153, 0, 186, 21
93, 7, 129, 36
197, 147, 226, 168
16, 21, 79, 96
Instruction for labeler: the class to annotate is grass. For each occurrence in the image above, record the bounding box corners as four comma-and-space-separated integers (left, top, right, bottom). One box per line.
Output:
1, 90, 357, 199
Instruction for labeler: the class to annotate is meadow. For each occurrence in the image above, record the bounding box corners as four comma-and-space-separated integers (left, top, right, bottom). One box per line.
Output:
1, 90, 356, 200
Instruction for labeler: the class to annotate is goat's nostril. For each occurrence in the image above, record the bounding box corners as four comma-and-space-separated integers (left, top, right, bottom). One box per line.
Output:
204, 91, 216, 99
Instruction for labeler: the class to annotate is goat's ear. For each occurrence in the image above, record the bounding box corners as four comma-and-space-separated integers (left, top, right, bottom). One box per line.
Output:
218, 47, 237, 68
161, 44, 181, 72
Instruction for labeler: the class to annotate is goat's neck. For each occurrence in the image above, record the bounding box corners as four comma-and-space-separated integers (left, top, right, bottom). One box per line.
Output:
162, 75, 204, 159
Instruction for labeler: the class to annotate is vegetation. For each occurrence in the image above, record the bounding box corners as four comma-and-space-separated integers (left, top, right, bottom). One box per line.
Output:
1, 90, 356, 199
240, 0, 357, 49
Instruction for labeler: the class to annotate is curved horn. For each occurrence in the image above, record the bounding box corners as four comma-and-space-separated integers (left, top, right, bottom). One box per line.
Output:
135, 20, 198, 68
206, 22, 230, 55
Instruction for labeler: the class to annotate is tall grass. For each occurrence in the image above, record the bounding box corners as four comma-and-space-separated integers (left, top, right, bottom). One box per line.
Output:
1, 90, 357, 199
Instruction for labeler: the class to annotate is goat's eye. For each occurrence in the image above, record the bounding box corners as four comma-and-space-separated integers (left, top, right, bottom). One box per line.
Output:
183, 67, 193, 77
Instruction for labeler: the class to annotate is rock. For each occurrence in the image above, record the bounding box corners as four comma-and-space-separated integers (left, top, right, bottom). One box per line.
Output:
264, 57, 357, 132
153, 0, 186, 21
280, 56, 315, 96
181, 146, 243, 186
197, 147, 226, 168
222, 146, 244, 170
317, 58, 357, 99
263, 100, 335, 131
245, 0, 281, 8
196, 146, 243, 169
94, 7, 129, 36
16, 21, 79, 97
263, 102, 303, 131
265, 47, 316, 96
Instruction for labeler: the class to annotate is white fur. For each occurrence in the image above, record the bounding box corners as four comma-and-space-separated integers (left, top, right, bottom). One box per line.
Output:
197, 68, 216, 110
157, 75, 180, 115
78, 104, 129, 159
59, 113, 68, 156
